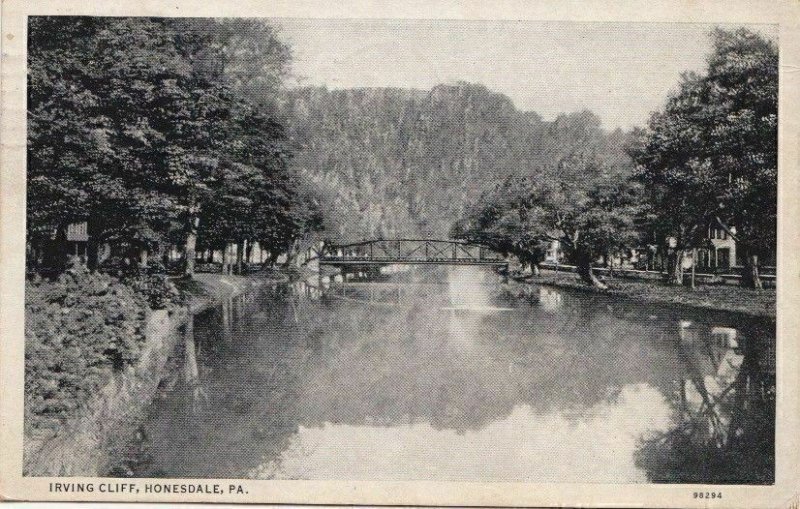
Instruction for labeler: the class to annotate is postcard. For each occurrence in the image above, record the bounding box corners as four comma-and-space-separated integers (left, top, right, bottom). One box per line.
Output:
1, 1, 798, 507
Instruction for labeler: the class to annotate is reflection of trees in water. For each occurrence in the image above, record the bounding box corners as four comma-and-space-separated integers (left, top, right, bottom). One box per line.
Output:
123, 281, 775, 481
281, 281, 682, 428
634, 321, 775, 484
531, 288, 777, 484
183, 317, 211, 414
125, 287, 310, 478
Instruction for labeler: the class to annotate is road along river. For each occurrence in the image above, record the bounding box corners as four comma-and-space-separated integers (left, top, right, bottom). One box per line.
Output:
113, 266, 775, 484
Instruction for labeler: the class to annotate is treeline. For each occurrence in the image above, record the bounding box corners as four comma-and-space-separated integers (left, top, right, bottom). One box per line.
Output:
27, 17, 320, 277
27, 20, 776, 290
455, 28, 777, 289
279, 84, 631, 242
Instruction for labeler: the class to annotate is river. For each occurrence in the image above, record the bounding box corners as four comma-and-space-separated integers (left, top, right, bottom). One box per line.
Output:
113, 266, 775, 484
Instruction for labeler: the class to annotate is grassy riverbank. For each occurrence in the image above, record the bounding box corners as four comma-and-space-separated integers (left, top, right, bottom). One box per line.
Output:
521, 269, 776, 319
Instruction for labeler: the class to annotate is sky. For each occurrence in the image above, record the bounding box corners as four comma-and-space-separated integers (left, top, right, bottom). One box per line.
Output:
273, 19, 777, 130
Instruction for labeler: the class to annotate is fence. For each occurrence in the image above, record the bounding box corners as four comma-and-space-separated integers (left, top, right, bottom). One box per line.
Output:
539, 263, 776, 287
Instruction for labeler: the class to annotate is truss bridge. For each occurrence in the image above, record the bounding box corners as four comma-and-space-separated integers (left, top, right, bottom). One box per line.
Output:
308, 239, 507, 268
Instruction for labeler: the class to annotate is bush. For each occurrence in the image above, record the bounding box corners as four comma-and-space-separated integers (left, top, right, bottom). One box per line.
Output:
144, 259, 166, 275
97, 255, 140, 278
122, 273, 183, 310
25, 265, 149, 431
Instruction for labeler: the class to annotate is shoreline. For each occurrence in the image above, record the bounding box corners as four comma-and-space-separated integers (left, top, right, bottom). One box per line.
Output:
514, 269, 776, 320
23, 270, 278, 477
175, 270, 290, 314
24, 266, 774, 475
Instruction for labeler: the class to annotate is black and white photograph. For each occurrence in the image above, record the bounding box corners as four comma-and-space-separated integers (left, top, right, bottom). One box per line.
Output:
1, 1, 798, 507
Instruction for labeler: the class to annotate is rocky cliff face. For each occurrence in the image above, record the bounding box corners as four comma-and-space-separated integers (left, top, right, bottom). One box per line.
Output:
279, 83, 633, 243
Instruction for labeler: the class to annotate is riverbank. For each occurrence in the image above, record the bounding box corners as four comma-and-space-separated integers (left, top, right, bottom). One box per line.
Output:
518, 269, 776, 319
174, 270, 289, 313
23, 270, 278, 476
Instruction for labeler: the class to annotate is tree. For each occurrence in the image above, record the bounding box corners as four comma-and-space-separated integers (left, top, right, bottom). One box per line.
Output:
628, 100, 720, 284
28, 18, 237, 272
28, 17, 301, 277
163, 19, 294, 276
202, 18, 292, 109
631, 28, 777, 289
196, 102, 322, 273
27, 17, 191, 268
451, 177, 549, 274
457, 151, 643, 289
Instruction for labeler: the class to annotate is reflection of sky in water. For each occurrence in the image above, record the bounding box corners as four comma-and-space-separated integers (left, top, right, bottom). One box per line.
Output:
447, 266, 492, 309
128, 267, 774, 483
249, 384, 672, 481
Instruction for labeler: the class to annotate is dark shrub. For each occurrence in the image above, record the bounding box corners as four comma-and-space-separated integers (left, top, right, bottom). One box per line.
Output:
144, 259, 166, 275
122, 273, 183, 310
25, 265, 149, 431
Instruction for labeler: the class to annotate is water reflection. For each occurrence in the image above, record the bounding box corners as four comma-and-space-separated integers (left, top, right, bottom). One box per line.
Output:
635, 320, 775, 484
120, 267, 775, 483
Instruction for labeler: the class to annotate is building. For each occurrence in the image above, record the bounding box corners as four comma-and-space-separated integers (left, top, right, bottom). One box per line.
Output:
65, 222, 89, 263
694, 224, 737, 271
27, 221, 90, 269
541, 220, 775, 276
28, 221, 117, 270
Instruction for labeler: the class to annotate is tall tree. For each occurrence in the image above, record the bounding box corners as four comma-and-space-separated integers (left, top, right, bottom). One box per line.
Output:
27, 17, 190, 267
631, 28, 777, 288
163, 18, 294, 276
197, 102, 321, 272
28, 17, 300, 276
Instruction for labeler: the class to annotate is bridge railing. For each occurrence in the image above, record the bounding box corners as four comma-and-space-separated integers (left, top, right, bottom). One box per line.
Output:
314, 239, 504, 264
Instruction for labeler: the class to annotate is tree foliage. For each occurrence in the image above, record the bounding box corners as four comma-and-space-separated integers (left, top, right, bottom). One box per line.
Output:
629, 28, 777, 288
27, 16, 316, 274
280, 84, 633, 243
456, 146, 642, 288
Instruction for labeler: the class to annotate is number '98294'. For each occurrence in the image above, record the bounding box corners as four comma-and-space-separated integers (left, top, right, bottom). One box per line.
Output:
694, 492, 723, 499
